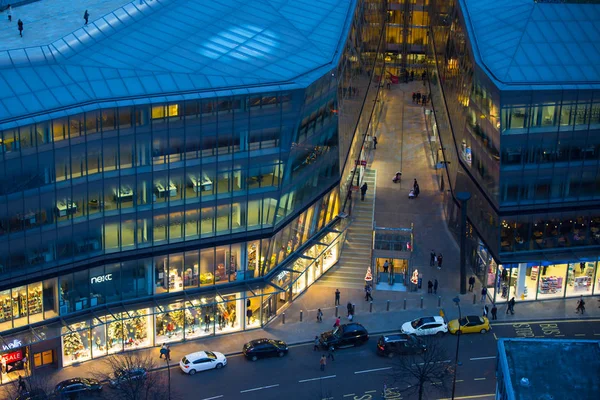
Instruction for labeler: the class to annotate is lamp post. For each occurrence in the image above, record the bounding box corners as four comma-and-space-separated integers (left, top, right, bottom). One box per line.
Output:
451, 296, 462, 400
166, 355, 172, 400
456, 192, 471, 295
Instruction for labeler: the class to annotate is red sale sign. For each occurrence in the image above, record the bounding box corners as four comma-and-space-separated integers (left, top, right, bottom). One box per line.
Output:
1, 350, 23, 364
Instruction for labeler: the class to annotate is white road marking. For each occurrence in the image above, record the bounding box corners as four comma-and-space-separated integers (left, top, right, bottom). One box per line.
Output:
240, 384, 279, 393
474, 378, 486, 381
354, 366, 393, 374
201, 396, 224, 400
365, 390, 377, 393
299, 375, 337, 383
343, 395, 356, 398
469, 356, 496, 361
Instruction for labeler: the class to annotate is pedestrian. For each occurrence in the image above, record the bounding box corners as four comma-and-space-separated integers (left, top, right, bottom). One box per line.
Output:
576, 296, 585, 314
83, 9, 89, 25
327, 345, 335, 361
314, 336, 320, 351
346, 302, 353, 317
430, 250, 436, 267
427, 280, 433, 294
365, 284, 373, 301
433, 279, 438, 294
360, 182, 368, 201
159, 343, 167, 359
413, 178, 418, 190
335, 288, 340, 306
507, 297, 515, 315
481, 287, 487, 303
165, 345, 171, 361
414, 183, 420, 198
18, 375, 26, 393
383, 260, 389, 273
437, 253, 443, 269
373, 136, 378, 149
412, 92, 416, 103
18, 19, 23, 37
334, 316, 341, 328
7, 4, 12, 22
320, 355, 327, 371
491, 304, 497, 320
317, 308, 323, 322
416, 92, 421, 103
468, 276, 475, 292
483, 305, 489, 317
422, 95, 427, 105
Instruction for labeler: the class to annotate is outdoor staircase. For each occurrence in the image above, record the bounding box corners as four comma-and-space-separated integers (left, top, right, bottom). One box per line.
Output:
316, 169, 376, 289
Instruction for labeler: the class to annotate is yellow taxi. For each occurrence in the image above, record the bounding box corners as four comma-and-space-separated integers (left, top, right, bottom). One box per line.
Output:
448, 315, 490, 334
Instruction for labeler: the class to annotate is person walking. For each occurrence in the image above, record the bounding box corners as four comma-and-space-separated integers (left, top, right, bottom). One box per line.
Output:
437, 253, 443, 269
506, 297, 515, 315
327, 345, 335, 361
491, 304, 498, 320
83, 10, 90, 25
18, 19, 23, 37
335, 288, 340, 306
7, 4, 12, 22
18, 375, 26, 393
383, 260, 389, 273
320, 355, 327, 371
481, 287, 488, 303
433, 279, 439, 294
414, 183, 420, 198
165, 345, 171, 361
365, 284, 373, 301
360, 182, 368, 201
430, 250, 436, 267
314, 336, 320, 351
483, 304, 489, 318
334, 316, 341, 328
373, 136, 378, 149
468, 276, 475, 292
412, 92, 416, 103
346, 302, 353, 317
576, 296, 585, 314
317, 308, 323, 322
413, 179, 418, 190
427, 280, 433, 294
159, 343, 167, 359
416, 92, 421, 103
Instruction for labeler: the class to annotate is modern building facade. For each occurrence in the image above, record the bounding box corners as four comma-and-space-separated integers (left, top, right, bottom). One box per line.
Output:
427, 0, 600, 302
0, 0, 386, 381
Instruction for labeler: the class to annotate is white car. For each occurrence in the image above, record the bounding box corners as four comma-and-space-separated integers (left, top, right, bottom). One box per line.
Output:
179, 351, 227, 375
401, 316, 448, 336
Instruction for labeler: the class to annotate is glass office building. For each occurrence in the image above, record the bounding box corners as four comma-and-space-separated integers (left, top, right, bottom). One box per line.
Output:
0, 0, 386, 380
427, 0, 600, 303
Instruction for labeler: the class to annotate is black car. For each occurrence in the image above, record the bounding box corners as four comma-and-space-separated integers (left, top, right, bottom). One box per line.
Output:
319, 323, 369, 349
109, 367, 148, 388
243, 338, 289, 361
54, 377, 102, 396
377, 334, 427, 357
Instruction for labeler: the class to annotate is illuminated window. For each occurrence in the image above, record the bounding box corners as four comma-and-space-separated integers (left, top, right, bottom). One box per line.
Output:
151, 104, 179, 119
151, 106, 165, 119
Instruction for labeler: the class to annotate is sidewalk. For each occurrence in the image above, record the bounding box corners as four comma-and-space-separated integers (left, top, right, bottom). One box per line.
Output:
38, 81, 600, 385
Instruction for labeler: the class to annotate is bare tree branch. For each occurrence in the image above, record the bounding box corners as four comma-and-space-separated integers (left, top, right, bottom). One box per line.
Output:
0, 371, 53, 400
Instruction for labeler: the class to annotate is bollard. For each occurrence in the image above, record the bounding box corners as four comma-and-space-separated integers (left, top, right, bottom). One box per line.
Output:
473, 294, 477, 304
370, 301, 373, 313
282, 312, 285, 324
300, 310, 303, 322
404, 298, 407, 310
335, 305, 339, 317
438, 296, 441, 307
420, 296, 424, 309
387, 300, 390, 311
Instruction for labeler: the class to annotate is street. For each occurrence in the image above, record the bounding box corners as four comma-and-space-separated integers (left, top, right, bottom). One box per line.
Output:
153, 319, 600, 400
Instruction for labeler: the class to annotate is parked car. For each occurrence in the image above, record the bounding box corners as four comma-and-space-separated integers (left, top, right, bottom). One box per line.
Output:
54, 378, 102, 396
179, 350, 227, 375
448, 315, 490, 334
401, 316, 448, 336
109, 367, 148, 388
376, 334, 427, 357
319, 323, 369, 349
243, 338, 289, 361
15, 389, 48, 400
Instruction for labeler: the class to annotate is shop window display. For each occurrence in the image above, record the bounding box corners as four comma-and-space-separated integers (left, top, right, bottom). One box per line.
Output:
155, 304, 185, 344
246, 241, 264, 280
0, 346, 29, 385
565, 262, 595, 297
536, 264, 566, 299
122, 310, 152, 351
245, 297, 261, 329
214, 295, 242, 334
62, 322, 92, 366
91, 321, 107, 359
595, 265, 600, 295
106, 317, 125, 355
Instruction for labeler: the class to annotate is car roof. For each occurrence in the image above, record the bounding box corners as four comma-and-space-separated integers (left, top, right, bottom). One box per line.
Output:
342, 323, 365, 329
465, 315, 483, 322
415, 316, 444, 324
58, 378, 86, 385
185, 351, 209, 360
382, 334, 412, 342
248, 338, 273, 345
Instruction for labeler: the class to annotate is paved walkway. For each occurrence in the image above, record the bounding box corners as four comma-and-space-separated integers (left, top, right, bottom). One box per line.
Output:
35, 80, 600, 386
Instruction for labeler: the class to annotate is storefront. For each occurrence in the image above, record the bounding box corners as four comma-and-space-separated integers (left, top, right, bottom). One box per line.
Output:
478, 241, 600, 302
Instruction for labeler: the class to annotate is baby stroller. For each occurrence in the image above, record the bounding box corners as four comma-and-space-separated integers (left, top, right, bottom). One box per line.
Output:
408, 189, 415, 199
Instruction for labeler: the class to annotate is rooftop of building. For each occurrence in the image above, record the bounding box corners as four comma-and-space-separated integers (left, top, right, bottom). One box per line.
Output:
498, 338, 600, 400
460, 0, 600, 87
0, 0, 354, 124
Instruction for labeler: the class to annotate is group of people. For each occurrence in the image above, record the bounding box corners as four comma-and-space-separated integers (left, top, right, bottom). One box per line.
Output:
426, 279, 439, 294
3, 5, 91, 37
429, 250, 443, 269
409, 178, 420, 199
412, 92, 428, 106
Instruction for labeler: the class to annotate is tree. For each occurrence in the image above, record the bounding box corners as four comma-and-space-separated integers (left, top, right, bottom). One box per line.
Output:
1, 370, 53, 400
63, 330, 85, 359
95, 352, 172, 400
389, 336, 453, 400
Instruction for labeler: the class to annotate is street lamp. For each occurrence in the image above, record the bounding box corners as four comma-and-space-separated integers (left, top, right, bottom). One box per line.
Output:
166, 356, 172, 400
451, 296, 462, 400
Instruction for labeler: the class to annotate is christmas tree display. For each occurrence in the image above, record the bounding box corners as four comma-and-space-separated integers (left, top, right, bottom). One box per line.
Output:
131, 311, 147, 341
63, 331, 84, 358
169, 310, 184, 330
107, 320, 125, 347
364, 266, 373, 282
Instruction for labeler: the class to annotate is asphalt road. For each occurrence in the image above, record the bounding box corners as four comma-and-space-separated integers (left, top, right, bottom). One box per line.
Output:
153, 319, 600, 400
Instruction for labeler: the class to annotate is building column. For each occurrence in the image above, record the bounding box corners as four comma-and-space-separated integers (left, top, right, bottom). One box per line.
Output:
516, 263, 528, 299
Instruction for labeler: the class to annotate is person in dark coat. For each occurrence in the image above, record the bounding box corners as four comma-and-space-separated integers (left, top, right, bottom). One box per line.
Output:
468, 276, 476, 292
18, 19, 23, 37
413, 179, 418, 190
433, 279, 439, 294
84, 10, 89, 24
383, 260, 389, 273
414, 183, 420, 197
427, 280, 433, 294
346, 302, 353, 317
491, 304, 497, 320
335, 288, 340, 306
481, 287, 488, 303
506, 297, 515, 315
437, 253, 443, 269
360, 182, 368, 201
373, 136, 378, 149
430, 250, 436, 266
